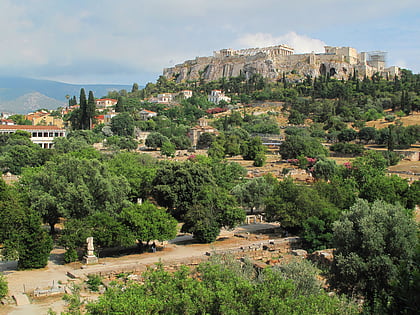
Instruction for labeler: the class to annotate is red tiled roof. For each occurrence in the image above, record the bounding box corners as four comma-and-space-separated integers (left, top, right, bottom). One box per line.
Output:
96, 98, 117, 102
0, 125, 64, 131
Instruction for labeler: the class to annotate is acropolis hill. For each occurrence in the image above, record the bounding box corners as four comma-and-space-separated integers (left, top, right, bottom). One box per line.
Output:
163, 44, 400, 83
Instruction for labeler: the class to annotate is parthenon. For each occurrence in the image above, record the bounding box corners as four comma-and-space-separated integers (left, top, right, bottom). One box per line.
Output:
213, 45, 294, 58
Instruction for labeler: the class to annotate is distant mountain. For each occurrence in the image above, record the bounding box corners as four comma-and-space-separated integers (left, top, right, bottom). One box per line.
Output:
0, 76, 134, 114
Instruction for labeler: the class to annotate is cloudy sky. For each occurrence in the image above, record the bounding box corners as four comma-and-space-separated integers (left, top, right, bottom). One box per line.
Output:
1, 0, 419, 85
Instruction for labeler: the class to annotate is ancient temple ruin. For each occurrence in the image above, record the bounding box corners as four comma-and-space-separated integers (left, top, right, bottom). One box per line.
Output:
163, 44, 400, 83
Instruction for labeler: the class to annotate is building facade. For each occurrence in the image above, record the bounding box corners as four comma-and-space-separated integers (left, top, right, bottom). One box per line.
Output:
0, 125, 66, 148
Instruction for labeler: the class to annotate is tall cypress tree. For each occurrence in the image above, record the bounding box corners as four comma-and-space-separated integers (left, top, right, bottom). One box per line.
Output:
79, 88, 87, 129
87, 90, 96, 130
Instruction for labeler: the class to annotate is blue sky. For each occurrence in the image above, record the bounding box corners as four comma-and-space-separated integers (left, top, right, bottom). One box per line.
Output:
1, 0, 419, 85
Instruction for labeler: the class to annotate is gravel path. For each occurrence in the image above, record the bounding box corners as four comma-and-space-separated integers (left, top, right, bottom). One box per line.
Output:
1, 223, 282, 314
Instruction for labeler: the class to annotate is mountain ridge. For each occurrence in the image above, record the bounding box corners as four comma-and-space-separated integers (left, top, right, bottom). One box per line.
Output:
0, 76, 134, 114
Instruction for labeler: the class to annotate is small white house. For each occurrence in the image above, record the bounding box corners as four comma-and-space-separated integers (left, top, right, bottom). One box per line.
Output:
208, 90, 231, 105
139, 109, 158, 121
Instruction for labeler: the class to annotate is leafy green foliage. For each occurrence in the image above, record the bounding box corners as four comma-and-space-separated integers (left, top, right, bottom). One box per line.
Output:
0, 274, 8, 299
85, 257, 358, 315
63, 248, 78, 264
105, 152, 157, 201
111, 112, 135, 137
19, 155, 130, 233
182, 186, 245, 243
0, 131, 49, 174
160, 141, 176, 157
152, 162, 215, 218
330, 142, 364, 155
331, 199, 418, 311
279, 135, 328, 159
119, 201, 177, 244
266, 180, 339, 236
145, 132, 169, 149
104, 135, 138, 151
231, 175, 276, 213
0, 180, 52, 269
17, 211, 53, 269
86, 274, 103, 292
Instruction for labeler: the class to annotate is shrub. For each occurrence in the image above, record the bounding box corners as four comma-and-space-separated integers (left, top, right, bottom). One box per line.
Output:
64, 248, 78, 264
330, 142, 364, 155
86, 274, 103, 292
0, 274, 8, 299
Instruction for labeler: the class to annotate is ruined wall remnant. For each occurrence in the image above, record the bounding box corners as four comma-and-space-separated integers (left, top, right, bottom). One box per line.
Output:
163, 45, 399, 83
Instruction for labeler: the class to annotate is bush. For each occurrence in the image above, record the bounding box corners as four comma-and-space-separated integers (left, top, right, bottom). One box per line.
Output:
0, 274, 8, 299
384, 114, 395, 122
253, 152, 266, 167
86, 274, 103, 292
330, 142, 364, 155
64, 248, 78, 264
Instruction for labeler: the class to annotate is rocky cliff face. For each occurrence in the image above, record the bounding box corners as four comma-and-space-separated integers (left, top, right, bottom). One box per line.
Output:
163, 52, 372, 83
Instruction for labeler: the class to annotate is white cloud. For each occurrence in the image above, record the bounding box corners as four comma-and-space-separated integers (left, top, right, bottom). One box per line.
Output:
393, 59, 408, 69
235, 32, 326, 54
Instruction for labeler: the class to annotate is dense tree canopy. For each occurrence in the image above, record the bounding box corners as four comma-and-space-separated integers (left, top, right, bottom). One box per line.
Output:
86, 257, 358, 315
19, 155, 130, 233
331, 199, 418, 312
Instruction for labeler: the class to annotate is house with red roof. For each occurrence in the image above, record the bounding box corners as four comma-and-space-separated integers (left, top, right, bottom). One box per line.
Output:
139, 109, 157, 121
0, 125, 66, 148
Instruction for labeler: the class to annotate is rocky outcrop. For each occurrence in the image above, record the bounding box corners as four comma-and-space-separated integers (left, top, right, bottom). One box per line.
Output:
163, 46, 398, 83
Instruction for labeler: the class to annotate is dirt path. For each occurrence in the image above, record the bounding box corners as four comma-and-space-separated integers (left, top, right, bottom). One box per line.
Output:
1, 223, 282, 314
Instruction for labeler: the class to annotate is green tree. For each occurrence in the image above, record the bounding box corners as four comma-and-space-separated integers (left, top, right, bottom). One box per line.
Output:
196, 132, 215, 149
115, 96, 125, 112
152, 162, 215, 218
119, 202, 177, 245
145, 132, 169, 149
111, 112, 135, 137
85, 256, 358, 315
207, 140, 226, 160
0, 131, 48, 174
288, 109, 305, 125
79, 88, 87, 129
279, 135, 328, 159
8, 114, 31, 125
312, 159, 337, 181
358, 127, 377, 144
182, 186, 245, 243
105, 152, 157, 201
231, 175, 276, 214
265, 179, 340, 237
105, 136, 138, 151
241, 136, 265, 161
331, 199, 418, 312
19, 156, 130, 233
17, 211, 53, 269
337, 128, 357, 142
161, 141, 176, 157
87, 90, 96, 129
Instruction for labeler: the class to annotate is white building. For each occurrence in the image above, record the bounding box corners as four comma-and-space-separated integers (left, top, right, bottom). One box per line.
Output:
95, 98, 118, 109
0, 125, 66, 148
180, 90, 193, 99
157, 93, 173, 103
139, 109, 158, 121
208, 90, 231, 105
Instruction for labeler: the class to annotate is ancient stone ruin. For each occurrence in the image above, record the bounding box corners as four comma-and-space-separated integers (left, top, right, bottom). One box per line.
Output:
163, 44, 399, 83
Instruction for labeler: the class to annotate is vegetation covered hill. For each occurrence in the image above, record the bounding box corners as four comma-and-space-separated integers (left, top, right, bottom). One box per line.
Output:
1, 69, 419, 314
